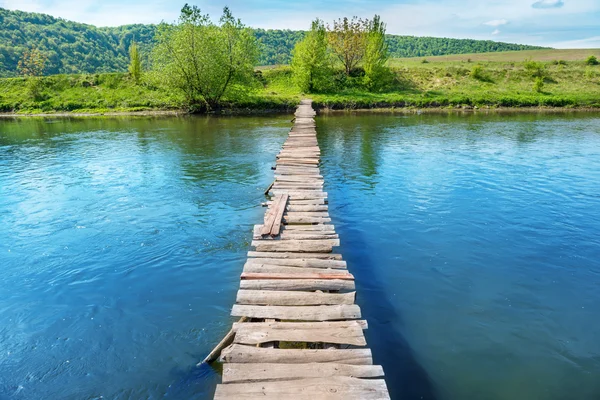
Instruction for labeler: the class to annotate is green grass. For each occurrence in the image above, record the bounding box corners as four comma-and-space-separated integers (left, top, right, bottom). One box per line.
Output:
391, 49, 600, 64
2, 57, 600, 114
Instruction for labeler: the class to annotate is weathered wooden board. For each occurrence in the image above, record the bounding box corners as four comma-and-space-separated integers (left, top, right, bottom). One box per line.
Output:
261, 194, 284, 236
236, 290, 355, 306
248, 251, 343, 260
284, 216, 332, 224
241, 272, 354, 281
284, 211, 330, 217
232, 320, 368, 331
243, 264, 351, 276
231, 304, 361, 321
239, 279, 355, 292
280, 233, 339, 240
253, 226, 338, 240
214, 377, 390, 400
282, 224, 336, 232
252, 240, 338, 253
271, 192, 328, 200
220, 344, 372, 365
286, 205, 328, 212
245, 258, 347, 269
222, 363, 384, 383
233, 320, 366, 346
275, 176, 324, 182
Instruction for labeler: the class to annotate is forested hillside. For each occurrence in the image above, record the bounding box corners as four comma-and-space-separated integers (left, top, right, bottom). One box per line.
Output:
0, 7, 548, 77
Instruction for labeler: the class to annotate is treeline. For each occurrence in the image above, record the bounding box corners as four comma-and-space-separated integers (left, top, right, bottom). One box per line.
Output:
0, 7, 548, 76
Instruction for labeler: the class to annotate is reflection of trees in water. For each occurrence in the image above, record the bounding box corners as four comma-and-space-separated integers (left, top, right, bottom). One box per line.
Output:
0, 115, 290, 188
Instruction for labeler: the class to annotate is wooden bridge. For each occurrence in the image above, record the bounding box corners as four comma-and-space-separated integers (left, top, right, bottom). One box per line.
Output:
213, 100, 390, 399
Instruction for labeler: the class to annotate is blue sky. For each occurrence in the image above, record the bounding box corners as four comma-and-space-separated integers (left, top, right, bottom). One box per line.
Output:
1, 0, 599, 48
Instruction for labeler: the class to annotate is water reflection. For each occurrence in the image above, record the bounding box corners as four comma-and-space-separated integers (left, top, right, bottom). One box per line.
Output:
317, 111, 600, 400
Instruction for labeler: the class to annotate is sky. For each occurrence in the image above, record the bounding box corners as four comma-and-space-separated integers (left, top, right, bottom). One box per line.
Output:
1, 0, 599, 48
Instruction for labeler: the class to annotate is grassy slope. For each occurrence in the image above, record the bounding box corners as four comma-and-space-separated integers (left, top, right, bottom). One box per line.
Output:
265, 60, 600, 109
1, 57, 599, 114
393, 49, 600, 63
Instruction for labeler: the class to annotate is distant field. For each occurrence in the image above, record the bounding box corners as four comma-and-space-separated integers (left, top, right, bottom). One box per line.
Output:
392, 49, 600, 64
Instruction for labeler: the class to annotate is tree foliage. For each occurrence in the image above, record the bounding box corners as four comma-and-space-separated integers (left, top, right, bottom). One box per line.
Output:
0, 7, 549, 77
586, 55, 599, 66
17, 46, 47, 76
152, 4, 258, 110
327, 17, 369, 75
128, 41, 142, 83
290, 19, 330, 93
363, 15, 390, 90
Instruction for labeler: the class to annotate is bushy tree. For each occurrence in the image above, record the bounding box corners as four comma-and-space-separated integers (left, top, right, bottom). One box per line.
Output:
327, 17, 368, 75
152, 4, 258, 110
128, 41, 142, 83
586, 55, 599, 66
17, 47, 47, 76
290, 19, 330, 93
363, 15, 390, 90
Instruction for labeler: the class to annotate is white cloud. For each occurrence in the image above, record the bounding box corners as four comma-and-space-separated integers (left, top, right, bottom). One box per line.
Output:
484, 19, 508, 27
492, 29, 501, 35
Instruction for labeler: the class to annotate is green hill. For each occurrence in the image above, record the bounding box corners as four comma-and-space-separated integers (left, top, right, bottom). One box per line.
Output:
0, 7, 548, 77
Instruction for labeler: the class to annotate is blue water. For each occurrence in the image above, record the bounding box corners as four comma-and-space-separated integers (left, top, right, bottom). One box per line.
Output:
317, 112, 600, 400
1, 112, 599, 399
0, 116, 289, 399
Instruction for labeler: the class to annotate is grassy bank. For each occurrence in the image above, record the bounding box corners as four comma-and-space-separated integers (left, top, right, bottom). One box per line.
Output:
1, 56, 600, 114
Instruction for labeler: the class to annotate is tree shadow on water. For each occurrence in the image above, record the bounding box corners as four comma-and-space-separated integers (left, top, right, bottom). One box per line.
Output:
345, 232, 439, 400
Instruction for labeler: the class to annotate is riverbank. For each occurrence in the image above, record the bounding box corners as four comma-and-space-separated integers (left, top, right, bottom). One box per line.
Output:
1, 59, 599, 115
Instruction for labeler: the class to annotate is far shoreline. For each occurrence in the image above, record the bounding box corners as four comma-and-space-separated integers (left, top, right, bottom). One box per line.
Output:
2, 105, 600, 119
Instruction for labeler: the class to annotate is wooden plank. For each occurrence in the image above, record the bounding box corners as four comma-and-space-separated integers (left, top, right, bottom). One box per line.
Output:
240, 279, 355, 292
252, 239, 339, 253
248, 251, 342, 260
233, 320, 368, 331
233, 320, 366, 346
241, 272, 354, 281
282, 224, 336, 232
222, 363, 382, 384
243, 265, 352, 277
287, 199, 327, 206
275, 176, 324, 182
271, 192, 328, 200
284, 211, 330, 217
214, 377, 390, 400
236, 290, 355, 306
284, 216, 332, 224
220, 344, 372, 365
261, 195, 282, 236
231, 304, 361, 321
253, 226, 338, 241
245, 258, 347, 269
286, 205, 328, 212
280, 233, 339, 240
269, 194, 288, 236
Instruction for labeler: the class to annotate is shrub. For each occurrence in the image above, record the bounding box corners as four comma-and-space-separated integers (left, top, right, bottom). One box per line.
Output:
421, 59, 429, 64
586, 55, 599, 66
534, 76, 544, 93
524, 59, 546, 78
552, 60, 567, 66
470, 64, 485, 80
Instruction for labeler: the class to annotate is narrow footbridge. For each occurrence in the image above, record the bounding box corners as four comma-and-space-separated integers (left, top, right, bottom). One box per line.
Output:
213, 100, 390, 399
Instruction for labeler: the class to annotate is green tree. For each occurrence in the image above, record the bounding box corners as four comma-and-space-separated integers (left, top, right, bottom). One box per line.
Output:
128, 41, 142, 83
586, 55, 599, 66
327, 17, 369, 75
152, 4, 258, 110
363, 15, 390, 90
290, 19, 330, 93
17, 46, 47, 76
